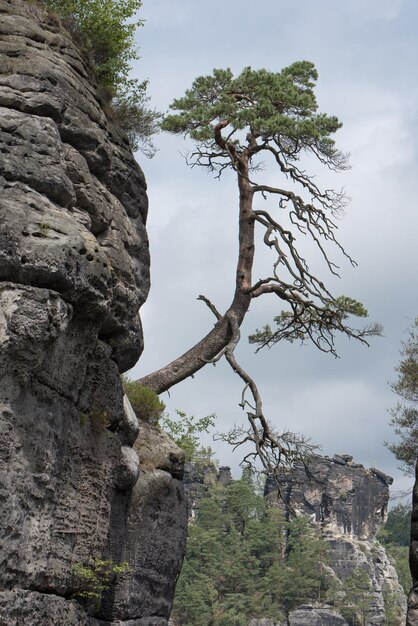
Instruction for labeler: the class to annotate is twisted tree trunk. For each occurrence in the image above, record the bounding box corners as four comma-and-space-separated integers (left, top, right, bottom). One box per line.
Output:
138, 159, 254, 394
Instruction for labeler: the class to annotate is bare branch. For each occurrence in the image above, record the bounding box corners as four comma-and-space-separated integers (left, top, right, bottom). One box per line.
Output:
197, 294, 222, 321
195, 303, 321, 499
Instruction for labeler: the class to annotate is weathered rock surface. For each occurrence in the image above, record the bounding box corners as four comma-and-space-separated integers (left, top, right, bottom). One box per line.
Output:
100, 424, 188, 623
0, 2, 187, 625
265, 454, 393, 540
137, 422, 185, 480
248, 605, 349, 626
0, 0, 149, 371
182, 459, 220, 521
0, 590, 90, 626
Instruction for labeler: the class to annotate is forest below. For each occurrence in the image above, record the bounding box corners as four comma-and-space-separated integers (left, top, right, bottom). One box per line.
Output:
170, 466, 410, 626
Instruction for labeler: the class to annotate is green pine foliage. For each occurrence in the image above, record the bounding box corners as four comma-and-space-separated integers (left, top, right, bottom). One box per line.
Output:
385, 544, 411, 596
383, 586, 405, 626
386, 317, 418, 473
161, 62, 381, 361
161, 63, 344, 164
381, 504, 411, 547
173, 472, 409, 625
171, 472, 329, 625
249, 296, 370, 348
340, 568, 374, 626
282, 516, 329, 611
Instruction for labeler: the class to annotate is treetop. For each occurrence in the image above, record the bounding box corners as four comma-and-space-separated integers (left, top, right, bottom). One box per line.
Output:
161, 61, 344, 170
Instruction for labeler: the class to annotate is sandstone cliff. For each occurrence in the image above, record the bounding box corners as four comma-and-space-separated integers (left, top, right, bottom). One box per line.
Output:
0, 2, 187, 624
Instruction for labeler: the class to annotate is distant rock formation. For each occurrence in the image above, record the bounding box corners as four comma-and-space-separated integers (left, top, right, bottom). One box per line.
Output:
265, 453, 393, 540
183, 462, 232, 521
249, 606, 348, 626
0, 1, 187, 624
265, 454, 406, 626
182, 455, 406, 626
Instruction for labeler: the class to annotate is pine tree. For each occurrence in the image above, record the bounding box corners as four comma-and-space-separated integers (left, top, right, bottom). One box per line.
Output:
172, 471, 330, 625
340, 568, 374, 626
280, 516, 328, 614
387, 317, 418, 473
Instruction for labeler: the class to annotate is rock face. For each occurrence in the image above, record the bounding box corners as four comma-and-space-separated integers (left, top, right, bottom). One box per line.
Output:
265, 454, 393, 540
0, 2, 187, 625
100, 424, 188, 624
265, 455, 406, 626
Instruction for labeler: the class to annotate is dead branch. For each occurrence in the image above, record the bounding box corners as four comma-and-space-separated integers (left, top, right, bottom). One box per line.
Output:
198, 299, 320, 502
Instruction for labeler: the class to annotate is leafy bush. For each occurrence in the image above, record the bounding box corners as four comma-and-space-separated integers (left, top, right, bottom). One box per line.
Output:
160, 410, 216, 462
39, 0, 160, 155
110, 90, 162, 157
40, 0, 142, 91
123, 378, 165, 424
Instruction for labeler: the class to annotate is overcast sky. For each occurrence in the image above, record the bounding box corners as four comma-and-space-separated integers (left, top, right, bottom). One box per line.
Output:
127, 0, 418, 498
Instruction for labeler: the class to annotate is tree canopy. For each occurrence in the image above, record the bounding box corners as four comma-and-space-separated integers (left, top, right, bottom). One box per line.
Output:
162, 63, 346, 173
139, 63, 380, 479
171, 468, 405, 626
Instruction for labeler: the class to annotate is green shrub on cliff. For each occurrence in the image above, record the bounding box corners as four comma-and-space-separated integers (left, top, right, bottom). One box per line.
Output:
340, 568, 374, 626
40, 0, 142, 91
72, 557, 131, 608
39, 0, 161, 155
123, 379, 165, 424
